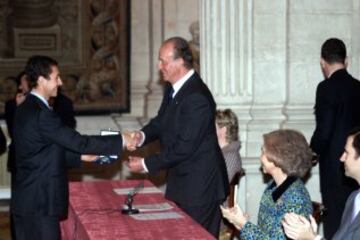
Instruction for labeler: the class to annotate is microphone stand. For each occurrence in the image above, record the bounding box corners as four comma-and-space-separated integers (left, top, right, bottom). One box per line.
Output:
121, 193, 140, 215
121, 181, 144, 215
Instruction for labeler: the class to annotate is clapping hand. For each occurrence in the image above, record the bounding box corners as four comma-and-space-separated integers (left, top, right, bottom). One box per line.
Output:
15, 92, 27, 106
220, 204, 248, 230
281, 213, 317, 240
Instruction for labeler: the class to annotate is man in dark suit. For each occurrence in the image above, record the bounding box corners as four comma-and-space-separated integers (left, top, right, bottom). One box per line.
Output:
11, 55, 133, 240
127, 37, 229, 238
5, 73, 77, 173
310, 38, 360, 239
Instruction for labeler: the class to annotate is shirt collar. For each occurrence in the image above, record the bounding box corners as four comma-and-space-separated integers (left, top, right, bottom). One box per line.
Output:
171, 69, 195, 98
30, 91, 51, 109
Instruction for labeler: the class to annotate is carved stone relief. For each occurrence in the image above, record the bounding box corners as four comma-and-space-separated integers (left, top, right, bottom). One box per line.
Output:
0, 0, 130, 115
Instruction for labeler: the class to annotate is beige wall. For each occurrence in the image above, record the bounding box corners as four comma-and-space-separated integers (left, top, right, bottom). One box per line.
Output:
0, 0, 200, 187
130, 0, 200, 118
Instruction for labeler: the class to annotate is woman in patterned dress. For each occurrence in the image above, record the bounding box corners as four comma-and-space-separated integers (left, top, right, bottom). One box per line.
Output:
221, 129, 313, 240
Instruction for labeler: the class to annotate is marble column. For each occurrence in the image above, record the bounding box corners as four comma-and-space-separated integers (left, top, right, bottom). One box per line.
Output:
130, 0, 164, 119
199, 0, 322, 223
130, 0, 161, 118
144, 0, 165, 119
200, 0, 254, 157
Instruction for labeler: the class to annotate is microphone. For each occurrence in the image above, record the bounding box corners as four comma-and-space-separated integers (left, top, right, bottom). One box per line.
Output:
121, 181, 144, 215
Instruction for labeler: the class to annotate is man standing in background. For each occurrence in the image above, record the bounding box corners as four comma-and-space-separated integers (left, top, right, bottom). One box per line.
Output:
310, 38, 360, 239
127, 37, 229, 238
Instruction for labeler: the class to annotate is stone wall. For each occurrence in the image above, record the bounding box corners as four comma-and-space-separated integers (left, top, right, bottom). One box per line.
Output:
200, 0, 360, 224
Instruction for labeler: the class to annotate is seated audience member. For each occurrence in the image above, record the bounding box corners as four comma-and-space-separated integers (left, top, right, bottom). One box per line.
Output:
221, 129, 313, 239
216, 109, 242, 238
215, 109, 242, 182
282, 129, 360, 240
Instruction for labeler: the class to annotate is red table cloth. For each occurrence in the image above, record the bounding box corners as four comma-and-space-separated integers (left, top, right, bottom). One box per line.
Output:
61, 180, 215, 240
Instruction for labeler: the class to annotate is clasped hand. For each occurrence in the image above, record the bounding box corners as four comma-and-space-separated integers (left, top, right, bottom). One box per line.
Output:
121, 130, 145, 172
122, 130, 143, 151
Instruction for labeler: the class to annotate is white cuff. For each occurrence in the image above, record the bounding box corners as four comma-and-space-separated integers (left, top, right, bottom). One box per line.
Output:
138, 131, 145, 147
121, 134, 125, 147
141, 158, 149, 173
314, 235, 323, 240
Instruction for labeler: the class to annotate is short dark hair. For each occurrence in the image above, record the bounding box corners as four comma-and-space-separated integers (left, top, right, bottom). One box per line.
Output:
15, 70, 27, 87
164, 37, 193, 69
263, 129, 313, 178
25, 55, 58, 89
321, 38, 346, 64
349, 127, 360, 158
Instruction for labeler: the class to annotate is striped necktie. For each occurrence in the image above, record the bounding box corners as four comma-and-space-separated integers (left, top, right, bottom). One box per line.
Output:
351, 190, 360, 222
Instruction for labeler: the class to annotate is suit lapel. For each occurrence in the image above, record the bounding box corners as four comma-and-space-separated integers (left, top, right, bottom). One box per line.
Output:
349, 192, 360, 232
159, 73, 199, 128
172, 72, 199, 103
28, 94, 50, 110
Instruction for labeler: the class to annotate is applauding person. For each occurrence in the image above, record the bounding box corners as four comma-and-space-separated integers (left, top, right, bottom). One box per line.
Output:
283, 128, 360, 240
221, 129, 313, 239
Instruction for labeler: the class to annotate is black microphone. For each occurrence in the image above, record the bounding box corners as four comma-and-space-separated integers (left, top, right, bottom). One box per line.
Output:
121, 181, 144, 215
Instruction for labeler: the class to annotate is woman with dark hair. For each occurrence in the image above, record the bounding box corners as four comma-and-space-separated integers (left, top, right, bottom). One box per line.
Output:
221, 129, 313, 239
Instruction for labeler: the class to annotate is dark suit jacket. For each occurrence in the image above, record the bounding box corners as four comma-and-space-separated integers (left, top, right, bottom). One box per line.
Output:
52, 92, 77, 129
11, 94, 123, 217
5, 92, 76, 173
5, 99, 16, 172
333, 189, 360, 240
142, 72, 229, 206
311, 69, 360, 198
0, 128, 6, 155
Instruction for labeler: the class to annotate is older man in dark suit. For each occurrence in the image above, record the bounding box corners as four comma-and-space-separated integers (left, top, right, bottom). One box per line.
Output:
310, 38, 360, 239
127, 37, 229, 238
11, 55, 134, 240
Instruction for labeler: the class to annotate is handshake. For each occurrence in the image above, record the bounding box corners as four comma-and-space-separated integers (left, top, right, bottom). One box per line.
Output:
122, 130, 146, 173
122, 130, 144, 151
81, 130, 145, 166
